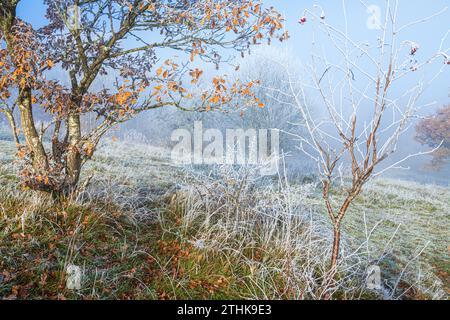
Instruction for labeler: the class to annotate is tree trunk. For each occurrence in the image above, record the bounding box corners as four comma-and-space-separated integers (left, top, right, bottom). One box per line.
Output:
18, 88, 49, 170
323, 190, 361, 298
3, 109, 20, 146
322, 223, 341, 299
330, 224, 341, 271
66, 113, 82, 192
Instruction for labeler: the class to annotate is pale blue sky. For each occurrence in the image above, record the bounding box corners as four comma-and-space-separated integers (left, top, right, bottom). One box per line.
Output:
265, 0, 450, 105
17, 0, 449, 105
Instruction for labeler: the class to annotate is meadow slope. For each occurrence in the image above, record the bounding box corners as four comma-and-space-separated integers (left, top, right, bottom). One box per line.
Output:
0, 138, 448, 299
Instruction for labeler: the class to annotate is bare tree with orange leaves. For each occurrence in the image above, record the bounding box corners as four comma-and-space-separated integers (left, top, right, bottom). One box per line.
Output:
0, 0, 288, 197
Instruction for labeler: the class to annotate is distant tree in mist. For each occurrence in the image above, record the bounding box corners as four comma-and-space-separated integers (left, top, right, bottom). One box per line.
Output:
416, 105, 450, 170
125, 48, 316, 175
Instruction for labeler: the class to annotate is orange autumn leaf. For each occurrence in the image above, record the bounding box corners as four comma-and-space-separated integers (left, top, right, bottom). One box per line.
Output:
17, 149, 27, 159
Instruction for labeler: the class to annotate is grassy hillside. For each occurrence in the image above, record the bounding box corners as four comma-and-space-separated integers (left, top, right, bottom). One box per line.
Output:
0, 138, 448, 300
